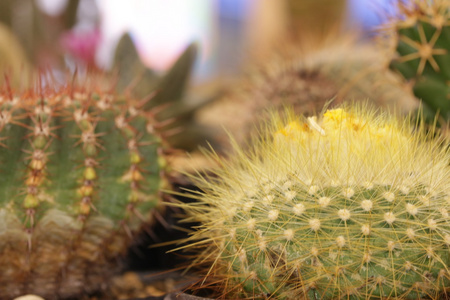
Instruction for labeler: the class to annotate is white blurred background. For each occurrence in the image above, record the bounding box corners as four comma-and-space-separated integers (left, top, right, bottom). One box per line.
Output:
35, 0, 394, 82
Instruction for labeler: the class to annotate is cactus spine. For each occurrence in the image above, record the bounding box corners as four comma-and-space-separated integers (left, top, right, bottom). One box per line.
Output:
389, 0, 450, 123
181, 106, 450, 299
0, 75, 168, 299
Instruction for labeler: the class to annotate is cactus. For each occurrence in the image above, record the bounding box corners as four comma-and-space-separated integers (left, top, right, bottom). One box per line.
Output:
0, 73, 171, 299
388, 0, 450, 123
180, 105, 450, 299
196, 37, 417, 151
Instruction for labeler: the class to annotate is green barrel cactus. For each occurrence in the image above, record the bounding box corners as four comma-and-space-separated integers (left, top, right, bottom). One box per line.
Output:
0, 74, 169, 299
180, 105, 450, 299
389, 0, 450, 123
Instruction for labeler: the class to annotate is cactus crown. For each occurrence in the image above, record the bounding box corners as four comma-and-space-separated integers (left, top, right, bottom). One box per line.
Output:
388, 0, 450, 122
181, 105, 450, 299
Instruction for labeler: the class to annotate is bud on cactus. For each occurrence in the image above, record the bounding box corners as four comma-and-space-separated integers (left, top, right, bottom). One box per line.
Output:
0, 74, 170, 298
389, 1, 450, 123
181, 105, 450, 299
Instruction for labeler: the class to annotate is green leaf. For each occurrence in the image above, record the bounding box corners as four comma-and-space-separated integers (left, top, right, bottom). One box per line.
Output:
146, 42, 198, 110
112, 33, 159, 94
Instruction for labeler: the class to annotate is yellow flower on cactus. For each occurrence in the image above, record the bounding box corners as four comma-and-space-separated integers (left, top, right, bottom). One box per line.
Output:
180, 105, 450, 299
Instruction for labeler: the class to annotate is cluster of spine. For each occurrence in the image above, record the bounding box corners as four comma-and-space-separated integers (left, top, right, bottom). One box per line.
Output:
182, 106, 450, 299
115, 99, 160, 230
389, 0, 450, 123
0, 79, 166, 299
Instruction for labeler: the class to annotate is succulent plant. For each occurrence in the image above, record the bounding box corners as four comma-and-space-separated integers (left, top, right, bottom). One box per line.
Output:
196, 37, 418, 151
388, 0, 450, 123
0, 73, 171, 299
180, 105, 450, 299
113, 34, 219, 151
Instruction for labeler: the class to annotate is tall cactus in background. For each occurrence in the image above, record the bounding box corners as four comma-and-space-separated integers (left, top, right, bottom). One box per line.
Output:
0, 71, 173, 298
179, 105, 450, 299
389, 0, 450, 123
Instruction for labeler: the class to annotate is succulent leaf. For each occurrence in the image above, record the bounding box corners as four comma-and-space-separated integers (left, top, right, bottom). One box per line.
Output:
113, 34, 210, 150
113, 33, 159, 94
149, 43, 197, 110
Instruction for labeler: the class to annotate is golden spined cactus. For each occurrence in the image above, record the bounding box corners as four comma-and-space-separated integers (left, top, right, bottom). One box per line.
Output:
180, 105, 450, 299
0, 74, 171, 299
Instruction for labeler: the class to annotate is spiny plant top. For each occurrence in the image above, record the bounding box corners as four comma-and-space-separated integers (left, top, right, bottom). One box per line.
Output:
388, 0, 450, 122
182, 106, 450, 299
0, 77, 166, 298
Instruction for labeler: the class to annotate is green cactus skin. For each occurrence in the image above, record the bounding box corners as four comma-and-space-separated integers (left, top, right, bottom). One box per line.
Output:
180, 106, 450, 299
389, 0, 450, 123
0, 75, 169, 299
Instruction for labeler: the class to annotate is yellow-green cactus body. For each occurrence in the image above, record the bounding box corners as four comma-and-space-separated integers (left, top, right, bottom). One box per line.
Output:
0, 77, 166, 299
182, 106, 450, 299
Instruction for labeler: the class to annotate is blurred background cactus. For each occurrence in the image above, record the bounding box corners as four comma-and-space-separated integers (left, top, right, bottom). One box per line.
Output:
387, 0, 450, 125
195, 36, 417, 150
179, 106, 450, 299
